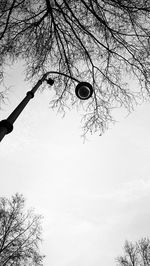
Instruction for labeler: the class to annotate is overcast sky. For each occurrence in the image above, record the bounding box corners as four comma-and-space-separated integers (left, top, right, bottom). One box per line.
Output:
1, 62, 150, 266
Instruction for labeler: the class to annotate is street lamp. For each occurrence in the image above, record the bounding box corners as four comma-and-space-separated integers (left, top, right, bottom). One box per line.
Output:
0, 71, 93, 142
75, 82, 93, 100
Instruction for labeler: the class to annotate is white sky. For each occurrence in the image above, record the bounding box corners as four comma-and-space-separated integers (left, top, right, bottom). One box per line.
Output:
1, 62, 150, 266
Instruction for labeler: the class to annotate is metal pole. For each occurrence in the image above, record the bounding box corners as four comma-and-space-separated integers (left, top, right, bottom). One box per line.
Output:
0, 73, 49, 142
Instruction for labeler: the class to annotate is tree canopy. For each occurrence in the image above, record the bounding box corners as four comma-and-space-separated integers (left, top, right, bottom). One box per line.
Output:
116, 238, 150, 266
1, 0, 150, 135
0, 193, 44, 266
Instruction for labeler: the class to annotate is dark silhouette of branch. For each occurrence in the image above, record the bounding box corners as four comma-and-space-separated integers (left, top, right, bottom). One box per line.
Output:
116, 238, 150, 266
1, 0, 150, 135
0, 194, 44, 266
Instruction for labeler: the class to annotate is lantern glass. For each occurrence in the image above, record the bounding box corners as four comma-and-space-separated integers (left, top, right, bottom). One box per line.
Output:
75, 82, 93, 100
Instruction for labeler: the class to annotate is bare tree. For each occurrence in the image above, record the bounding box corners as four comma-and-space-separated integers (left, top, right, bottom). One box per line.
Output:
1, 0, 150, 135
116, 238, 150, 266
0, 193, 44, 266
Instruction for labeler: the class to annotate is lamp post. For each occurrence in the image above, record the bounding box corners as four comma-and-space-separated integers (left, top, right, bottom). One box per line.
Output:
0, 71, 93, 142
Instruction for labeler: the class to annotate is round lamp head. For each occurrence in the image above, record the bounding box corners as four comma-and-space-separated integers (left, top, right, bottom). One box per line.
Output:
75, 82, 93, 100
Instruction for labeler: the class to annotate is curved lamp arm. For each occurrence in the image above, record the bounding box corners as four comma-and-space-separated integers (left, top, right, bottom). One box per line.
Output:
44, 71, 80, 83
